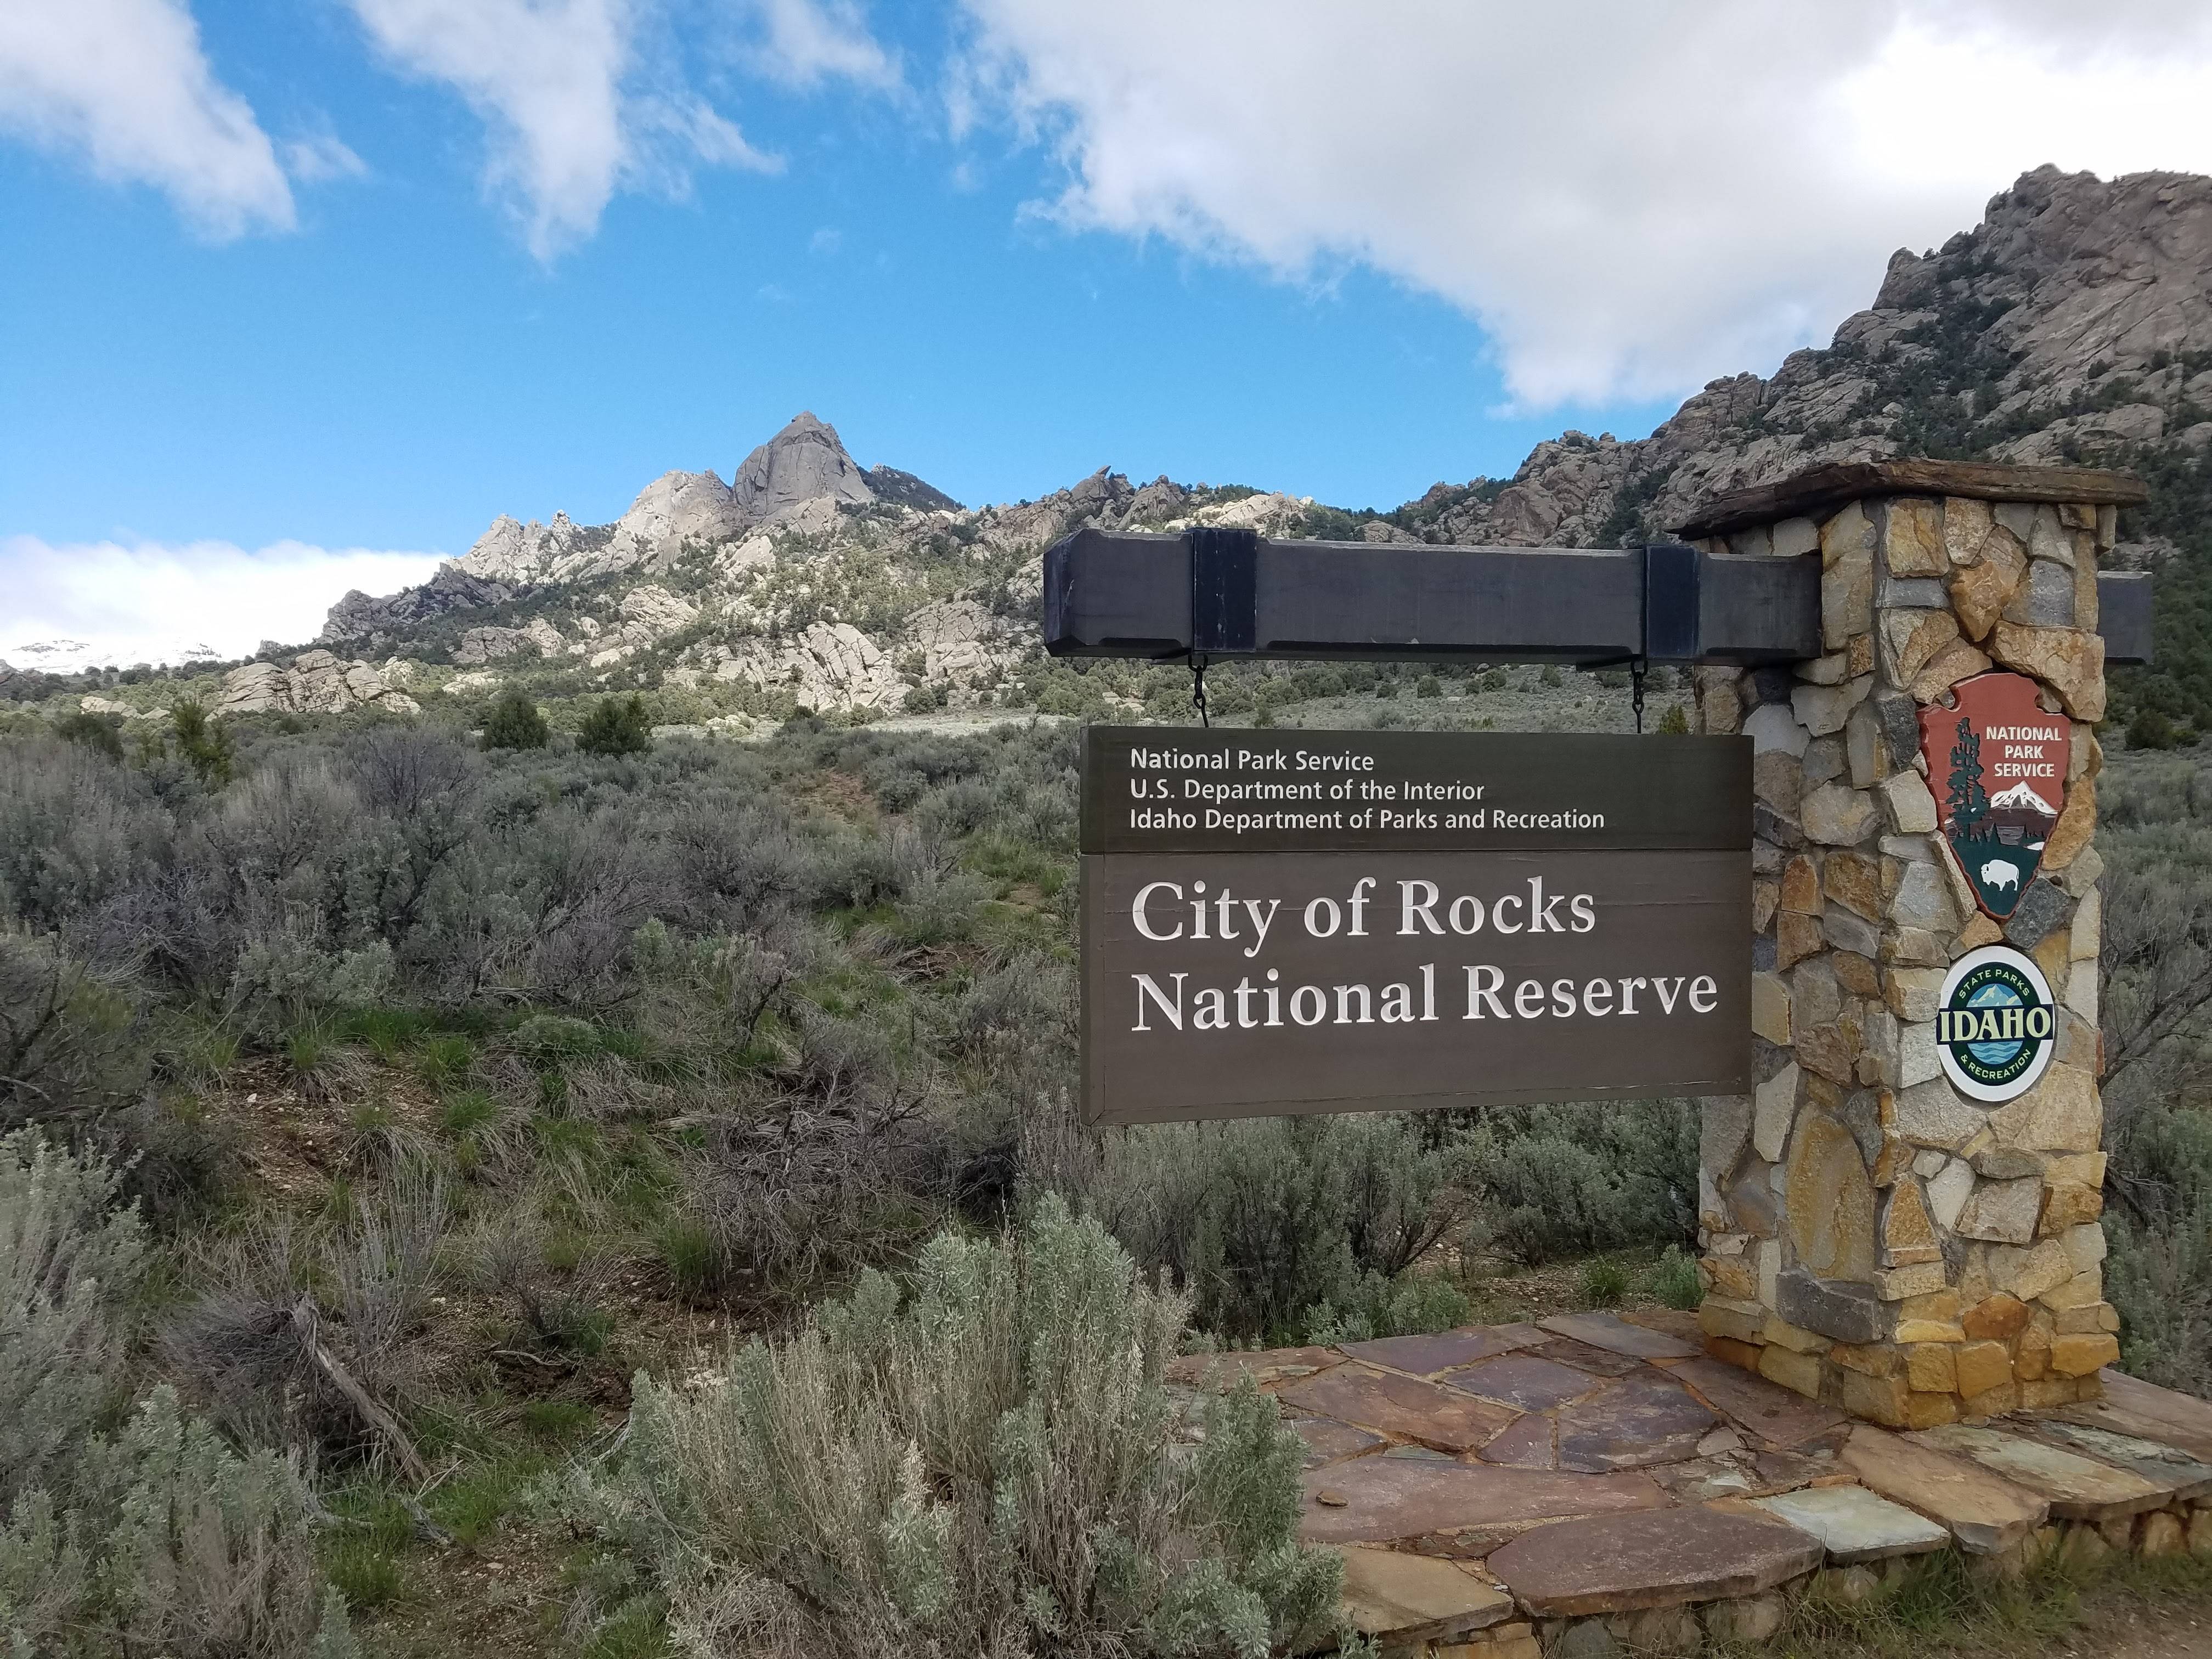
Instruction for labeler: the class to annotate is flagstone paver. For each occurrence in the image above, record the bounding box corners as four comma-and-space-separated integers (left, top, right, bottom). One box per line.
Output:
1296, 1458, 1671, 1548
1666, 1356, 1850, 1449
1277, 1364, 1520, 1452
1912, 1424, 2172, 1521
1539, 1312, 1703, 1361
1620, 1308, 1706, 1342
1338, 1545, 1515, 1643
1485, 1505, 1824, 1616
2050, 1394, 2212, 1466
1476, 1413, 1558, 1470
2018, 1419, 2212, 1501
2059, 1370, 2212, 1464
1529, 1336, 1647, 1378
1444, 1353, 1608, 1413
1291, 1417, 1386, 1468
1751, 1485, 1952, 1563
1837, 1425, 2047, 1553
1650, 1456, 1762, 1503
2102, 1368, 2212, 1442
1341, 1328, 1538, 1376
1555, 1373, 1719, 1472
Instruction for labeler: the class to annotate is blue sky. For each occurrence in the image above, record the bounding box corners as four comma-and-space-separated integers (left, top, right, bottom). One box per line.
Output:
5, 0, 2210, 663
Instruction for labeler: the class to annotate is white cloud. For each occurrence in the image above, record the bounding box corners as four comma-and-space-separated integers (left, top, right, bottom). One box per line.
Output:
751, 0, 900, 90
0, 0, 295, 238
283, 132, 369, 185
1, 536, 447, 670
952, 1, 2212, 409
346, 0, 778, 258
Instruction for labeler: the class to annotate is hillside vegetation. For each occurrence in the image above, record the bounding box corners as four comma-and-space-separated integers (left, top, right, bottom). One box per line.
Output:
2, 687, 2210, 1655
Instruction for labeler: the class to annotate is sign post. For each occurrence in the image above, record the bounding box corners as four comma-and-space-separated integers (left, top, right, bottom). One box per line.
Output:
1079, 727, 1751, 1124
1049, 456, 2148, 1429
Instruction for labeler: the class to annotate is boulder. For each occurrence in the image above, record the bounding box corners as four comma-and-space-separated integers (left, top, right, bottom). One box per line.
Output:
217, 652, 419, 716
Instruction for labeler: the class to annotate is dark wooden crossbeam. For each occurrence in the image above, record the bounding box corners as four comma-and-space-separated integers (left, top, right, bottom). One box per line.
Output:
1043, 527, 2155, 668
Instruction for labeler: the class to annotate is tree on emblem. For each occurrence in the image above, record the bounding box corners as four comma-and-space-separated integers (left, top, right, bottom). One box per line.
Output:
1946, 717, 1989, 832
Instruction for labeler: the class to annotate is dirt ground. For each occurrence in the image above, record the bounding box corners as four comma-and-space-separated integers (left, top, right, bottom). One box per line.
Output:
2066, 1600, 2212, 1659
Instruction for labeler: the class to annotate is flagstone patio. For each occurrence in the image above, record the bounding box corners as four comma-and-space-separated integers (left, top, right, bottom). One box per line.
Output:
1166, 1312, 2212, 1656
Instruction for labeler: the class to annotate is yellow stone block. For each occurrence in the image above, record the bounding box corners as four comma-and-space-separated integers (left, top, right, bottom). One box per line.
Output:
1709, 1336, 1763, 1373
1893, 1319, 1966, 1344
1842, 1368, 1910, 1427
2049, 1333, 2120, 1377
1905, 1390, 1961, 1430
1905, 1343, 1958, 1393
1706, 1258, 1758, 1300
1762, 1318, 1831, 1355
1760, 1344, 1825, 1399
2040, 1271, 2104, 1312
1829, 1342, 1903, 1378
2039, 1182, 2102, 1233
1898, 1288, 1961, 1323
1700, 1299, 1768, 1343
1963, 1380, 2021, 1421
2139, 1513, 2187, 1559
1954, 1340, 2013, 1400
2021, 1375, 2083, 1409
2032, 931, 2072, 992
1751, 973, 1791, 1045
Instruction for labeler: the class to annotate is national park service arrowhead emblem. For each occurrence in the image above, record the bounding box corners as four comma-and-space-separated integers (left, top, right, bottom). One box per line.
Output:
1918, 671, 2069, 921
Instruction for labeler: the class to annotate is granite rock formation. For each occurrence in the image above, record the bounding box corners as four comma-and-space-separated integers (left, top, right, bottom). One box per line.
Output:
218, 651, 420, 716
1419, 167, 2212, 553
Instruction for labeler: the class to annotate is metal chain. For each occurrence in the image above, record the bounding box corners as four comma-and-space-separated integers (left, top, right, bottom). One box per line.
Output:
1631, 657, 1647, 735
1191, 656, 1210, 727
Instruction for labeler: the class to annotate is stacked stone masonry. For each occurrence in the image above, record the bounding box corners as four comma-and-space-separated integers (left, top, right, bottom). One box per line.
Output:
1687, 481, 2120, 1427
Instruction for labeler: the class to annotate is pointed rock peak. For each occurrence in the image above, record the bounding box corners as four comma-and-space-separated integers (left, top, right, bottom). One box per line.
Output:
733, 410, 875, 523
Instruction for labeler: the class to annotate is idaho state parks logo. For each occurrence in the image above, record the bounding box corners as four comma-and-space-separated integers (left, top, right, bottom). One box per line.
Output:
1936, 945, 2057, 1102
1918, 671, 2069, 920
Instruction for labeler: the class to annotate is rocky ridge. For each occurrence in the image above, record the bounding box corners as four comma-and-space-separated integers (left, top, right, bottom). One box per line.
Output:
1420, 167, 2212, 558
287, 167, 2210, 726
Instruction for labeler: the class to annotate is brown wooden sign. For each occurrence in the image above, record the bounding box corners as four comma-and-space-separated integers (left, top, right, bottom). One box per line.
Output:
1079, 727, 1752, 1125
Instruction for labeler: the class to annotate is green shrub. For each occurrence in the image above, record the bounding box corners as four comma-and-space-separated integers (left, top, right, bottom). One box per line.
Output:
571, 1198, 1342, 1658
2128, 707, 2181, 751
1462, 1100, 1698, 1265
0, 1135, 354, 1656
171, 698, 235, 784
1578, 1259, 1629, 1308
53, 710, 123, 761
1650, 1245, 1704, 1311
654, 1218, 714, 1301
1090, 1114, 1483, 1342
578, 695, 652, 758
1656, 704, 1690, 735
0, 1130, 146, 1508
482, 689, 551, 751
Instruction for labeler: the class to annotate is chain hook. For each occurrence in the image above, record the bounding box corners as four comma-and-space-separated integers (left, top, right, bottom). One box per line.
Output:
1631, 656, 1647, 736
1190, 654, 1210, 727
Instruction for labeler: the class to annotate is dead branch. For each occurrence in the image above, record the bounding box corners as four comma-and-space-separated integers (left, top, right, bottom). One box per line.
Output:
288, 1295, 431, 1485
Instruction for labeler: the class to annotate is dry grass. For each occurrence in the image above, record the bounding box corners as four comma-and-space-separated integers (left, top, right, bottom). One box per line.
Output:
1733, 1549, 2212, 1659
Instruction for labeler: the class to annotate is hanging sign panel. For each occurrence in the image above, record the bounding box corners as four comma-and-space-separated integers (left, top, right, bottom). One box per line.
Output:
1079, 726, 1753, 1125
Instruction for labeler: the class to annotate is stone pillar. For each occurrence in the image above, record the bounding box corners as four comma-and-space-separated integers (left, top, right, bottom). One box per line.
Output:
1680, 462, 2131, 1430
